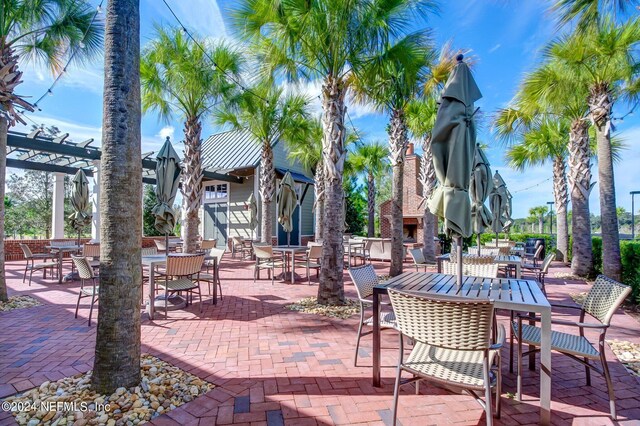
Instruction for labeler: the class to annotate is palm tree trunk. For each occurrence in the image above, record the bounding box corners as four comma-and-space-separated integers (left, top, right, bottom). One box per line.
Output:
260, 139, 275, 244
318, 75, 346, 305
92, 0, 142, 394
553, 156, 569, 263
388, 109, 408, 277
367, 171, 375, 237
419, 135, 436, 262
538, 217, 544, 234
589, 85, 621, 280
568, 119, 593, 277
181, 116, 203, 253
314, 161, 325, 241
0, 116, 7, 302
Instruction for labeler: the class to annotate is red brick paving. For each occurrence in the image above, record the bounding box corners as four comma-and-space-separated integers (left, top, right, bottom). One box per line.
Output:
0, 257, 639, 425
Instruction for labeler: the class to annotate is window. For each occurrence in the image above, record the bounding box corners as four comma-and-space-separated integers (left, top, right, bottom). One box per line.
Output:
204, 183, 228, 201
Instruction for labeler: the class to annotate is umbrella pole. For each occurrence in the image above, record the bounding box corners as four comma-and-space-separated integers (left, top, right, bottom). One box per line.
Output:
496, 233, 499, 247
287, 231, 290, 247
477, 234, 481, 256
455, 236, 463, 286
165, 233, 169, 256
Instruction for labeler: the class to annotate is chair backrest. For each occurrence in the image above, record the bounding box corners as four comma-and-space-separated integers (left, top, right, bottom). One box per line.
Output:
154, 239, 167, 251
19, 243, 33, 259
51, 240, 75, 247
533, 244, 543, 259
231, 236, 244, 246
71, 255, 95, 280
83, 243, 100, 258
200, 239, 217, 250
581, 275, 631, 325
388, 289, 494, 350
540, 254, 555, 273
308, 244, 323, 260
347, 264, 379, 300
497, 246, 511, 256
166, 254, 204, 277
141, 246, 158, 256
442, 261, 499, 278
409, 248, 425, 265
477, 247, 500, 256
451, 254, 494, 265
208, 248, 225, 267
254, 245, 274, 260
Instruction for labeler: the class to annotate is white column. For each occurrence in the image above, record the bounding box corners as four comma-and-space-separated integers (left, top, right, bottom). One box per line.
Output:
91, 160, 101, 242
51, 172, 65, 239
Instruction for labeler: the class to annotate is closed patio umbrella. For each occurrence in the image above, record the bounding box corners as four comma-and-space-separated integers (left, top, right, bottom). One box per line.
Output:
470, 145, 493, 255
428, 55, 481, 285
490, 170, 508, 245
503, 188, 513, 234
277, 171, 298, 246
69, 169, 92, 246
152, 136, 181, 252
248, 193, 258, 239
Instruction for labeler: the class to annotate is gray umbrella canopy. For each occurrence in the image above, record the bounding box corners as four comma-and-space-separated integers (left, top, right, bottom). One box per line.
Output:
503, 188, 513, 233
428, 56, 482, 239
490, 171, 508, 234
470, 145, 493, 235
248, 193, 258, 231
152, 137, 181, 235
277, 171, 298, 235
69, 169, 92, 231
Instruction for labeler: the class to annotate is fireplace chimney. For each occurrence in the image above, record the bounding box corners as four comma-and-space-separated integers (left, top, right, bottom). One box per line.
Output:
406, 142, 414, 156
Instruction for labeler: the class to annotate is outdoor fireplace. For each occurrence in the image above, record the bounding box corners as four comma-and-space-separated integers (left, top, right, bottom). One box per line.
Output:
403, 223, 417, 242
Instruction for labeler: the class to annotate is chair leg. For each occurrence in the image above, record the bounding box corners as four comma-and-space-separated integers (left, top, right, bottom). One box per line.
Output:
198, 286, 203, 313
75, 292, 82, 319
495, 356, 502, 418
391, 350, 404, 426
354, 307, 365, 366
584, 356, 592, 386
307, 263, 310, 285
516, 329, 523, 401
88, 293, 97, 326
509, 311, 514, 373
483, 358, 494, 426
601, 352, 617, 420
23, 262, 28, 283
28, 268, 34, 287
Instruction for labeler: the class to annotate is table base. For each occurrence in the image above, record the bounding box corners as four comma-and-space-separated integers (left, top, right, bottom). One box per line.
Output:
148, 295, 187, 311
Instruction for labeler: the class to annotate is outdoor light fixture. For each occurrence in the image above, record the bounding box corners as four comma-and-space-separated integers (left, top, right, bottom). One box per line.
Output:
631, 191, 640, 240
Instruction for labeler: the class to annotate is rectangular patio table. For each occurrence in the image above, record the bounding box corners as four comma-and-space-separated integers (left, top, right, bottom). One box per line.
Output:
272, 245, 308, 284
46, 244, 81, 284
372, 272, 552, 425
436, 253, 522, 279
143, 254, 218, 320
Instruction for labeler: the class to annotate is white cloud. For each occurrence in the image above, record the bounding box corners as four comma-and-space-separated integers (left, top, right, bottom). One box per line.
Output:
157, 126, 175, 141
488, 43, 501, 53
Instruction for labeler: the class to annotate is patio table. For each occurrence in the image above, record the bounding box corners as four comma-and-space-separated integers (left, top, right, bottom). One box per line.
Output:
436, 253, 522, 278
272, 245, 308, 284
46, 244, 81, 284
372, 272, 552, 425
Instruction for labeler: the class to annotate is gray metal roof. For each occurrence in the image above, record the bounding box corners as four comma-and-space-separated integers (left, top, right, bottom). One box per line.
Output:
201, 128, 262, 173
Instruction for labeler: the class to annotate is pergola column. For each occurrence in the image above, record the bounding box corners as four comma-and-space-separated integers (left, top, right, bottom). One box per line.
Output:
91, 160, 101, 242
51, 172, 65, 239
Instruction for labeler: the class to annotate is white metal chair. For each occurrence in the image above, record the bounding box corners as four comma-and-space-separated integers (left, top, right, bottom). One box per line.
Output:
156, 254, 205, 316
198, 248, 225, 303
154, 239, 168, 253
442, 261, 499, 278
71, 255, 99, 326
511, 275, 630, 420
522, 253, 554, 289
302, 244, 322, 285
82, 243, 100, 270
19, 243, 58, 285
472, 247, 500, 257
253, 245, 284, 285
408, 248, 435, 272
348, 264, 397, 366
388, 289, 504, 426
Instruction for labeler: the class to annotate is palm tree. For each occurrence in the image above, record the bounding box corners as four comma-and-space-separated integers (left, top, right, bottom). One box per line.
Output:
141, 26, 242, 253
351, 33, 431, 276
546, 19, 640, 280
496, 61, 595, 277
529, 206, 549, 233
234, 0, 437, 303
506, 119, 571, 262
0, 0, 102, 302
215, 81, 310, 243
350, 142, 389, 237
92, 0, 141, 393
552, 0, 638, 30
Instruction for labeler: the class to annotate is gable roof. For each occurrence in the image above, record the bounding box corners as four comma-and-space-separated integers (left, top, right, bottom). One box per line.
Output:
201, 128, 263, 173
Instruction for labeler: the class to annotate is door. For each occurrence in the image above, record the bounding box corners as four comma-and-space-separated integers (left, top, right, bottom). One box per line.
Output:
204, 202, 228, 249
277, 205, 300, 246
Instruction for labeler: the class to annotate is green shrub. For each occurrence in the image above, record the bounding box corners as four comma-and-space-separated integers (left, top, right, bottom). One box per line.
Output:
590, 237, 640, 304
591, 237, 603, 274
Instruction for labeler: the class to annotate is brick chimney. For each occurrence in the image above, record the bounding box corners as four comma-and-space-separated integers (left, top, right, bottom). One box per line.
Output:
406, 142, 414, 156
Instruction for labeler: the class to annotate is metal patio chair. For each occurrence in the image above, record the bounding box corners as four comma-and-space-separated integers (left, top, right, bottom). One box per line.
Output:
71, 255, 99, 326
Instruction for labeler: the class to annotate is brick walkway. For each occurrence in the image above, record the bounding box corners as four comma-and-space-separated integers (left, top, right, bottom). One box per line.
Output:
1, 256, 639, 425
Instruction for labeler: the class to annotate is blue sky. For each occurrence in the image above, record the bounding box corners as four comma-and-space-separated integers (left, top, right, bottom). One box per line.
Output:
14, 0, 640, 219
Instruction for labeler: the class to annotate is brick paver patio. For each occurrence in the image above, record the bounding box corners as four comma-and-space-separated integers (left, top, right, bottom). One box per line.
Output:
1, 255, 639, 425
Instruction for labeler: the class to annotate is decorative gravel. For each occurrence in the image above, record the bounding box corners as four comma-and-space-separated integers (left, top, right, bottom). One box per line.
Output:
607, 339, 640, 377
0, 295, 41, 312
3, 354, 213, 425
286, 297, 360, 319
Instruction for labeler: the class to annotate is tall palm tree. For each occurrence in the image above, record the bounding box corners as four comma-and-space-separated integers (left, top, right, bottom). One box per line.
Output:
506, 119, 571, 262
0, 0, 102, 302
141, 26, 242, 253
546, 19, 640, 280
350, 142, 389, 237
496, 62, 595, 277
529, 206, 549, 234
92, 0, 141, 393
215, 81, 310, 243
351, 33, 432, 276
553, 0, 638, 30
235, 0, 437, 303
